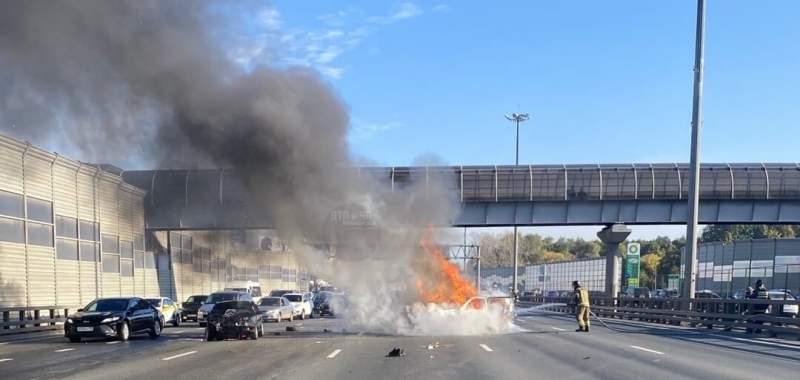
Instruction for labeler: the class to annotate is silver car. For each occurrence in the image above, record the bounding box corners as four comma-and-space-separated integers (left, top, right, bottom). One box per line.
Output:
258, 297, 294, 322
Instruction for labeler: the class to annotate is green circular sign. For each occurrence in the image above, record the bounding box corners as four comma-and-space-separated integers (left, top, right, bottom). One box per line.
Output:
628, 244, 638, 254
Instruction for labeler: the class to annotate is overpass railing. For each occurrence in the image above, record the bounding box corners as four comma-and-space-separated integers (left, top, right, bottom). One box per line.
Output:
137, 164, 800, 207
519, 296, 800, 341
1, 306, 71, 336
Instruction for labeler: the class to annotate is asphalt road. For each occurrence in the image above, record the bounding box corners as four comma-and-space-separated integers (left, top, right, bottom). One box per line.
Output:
1, 310, 799, 380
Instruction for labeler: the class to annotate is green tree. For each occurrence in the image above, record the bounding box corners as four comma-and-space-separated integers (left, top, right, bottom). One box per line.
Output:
700, 224, 796, 243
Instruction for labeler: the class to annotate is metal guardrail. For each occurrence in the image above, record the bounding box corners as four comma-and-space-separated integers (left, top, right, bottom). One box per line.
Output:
0, 306, 72, 336
519, 296, 800, 341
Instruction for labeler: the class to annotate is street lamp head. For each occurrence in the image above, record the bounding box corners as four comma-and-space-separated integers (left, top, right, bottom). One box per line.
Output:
505, 113, 530, 122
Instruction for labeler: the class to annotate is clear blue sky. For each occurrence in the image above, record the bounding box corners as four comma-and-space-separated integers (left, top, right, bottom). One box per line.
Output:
255, 1, 799, 241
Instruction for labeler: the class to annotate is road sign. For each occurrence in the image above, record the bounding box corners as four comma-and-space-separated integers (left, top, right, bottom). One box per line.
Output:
625, 273, 631, 279
301, 273, 307, 281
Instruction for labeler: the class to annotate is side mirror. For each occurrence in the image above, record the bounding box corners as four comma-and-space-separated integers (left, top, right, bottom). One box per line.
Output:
77, 308, 84, 312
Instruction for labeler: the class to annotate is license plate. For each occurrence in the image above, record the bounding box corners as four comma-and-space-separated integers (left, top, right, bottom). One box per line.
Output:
77, 327, 93, 332
187, 314, 196, 317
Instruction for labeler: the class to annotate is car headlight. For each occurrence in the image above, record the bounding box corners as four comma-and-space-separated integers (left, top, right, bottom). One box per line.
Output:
198, 310, 205, 317
66, 318, 73, 324
101, 316, 121, 323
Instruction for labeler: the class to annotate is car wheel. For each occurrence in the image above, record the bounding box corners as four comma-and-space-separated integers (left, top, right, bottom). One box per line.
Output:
258, 323, 264, 337
203, 327, 215, 342
118, 321, 130, 342
289, 313, 293, 322
149, 318, 162, 339
172, 315, 180, 327
199, 322, 206, 327
300, 310, 305, 320
68, 336, 81, 343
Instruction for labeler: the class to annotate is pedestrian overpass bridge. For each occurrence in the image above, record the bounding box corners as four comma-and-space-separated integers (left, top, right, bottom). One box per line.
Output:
117, 163, 800, 230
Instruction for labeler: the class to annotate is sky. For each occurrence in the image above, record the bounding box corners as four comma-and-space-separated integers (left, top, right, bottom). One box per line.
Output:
7, 1, 799, 243
242, 0, 798, 241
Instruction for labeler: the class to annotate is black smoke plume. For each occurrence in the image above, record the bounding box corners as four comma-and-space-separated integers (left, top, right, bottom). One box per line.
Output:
0, 0, 359, 241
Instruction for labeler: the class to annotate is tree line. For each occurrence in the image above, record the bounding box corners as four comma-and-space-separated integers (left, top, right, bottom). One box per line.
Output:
473, 224, 800, 289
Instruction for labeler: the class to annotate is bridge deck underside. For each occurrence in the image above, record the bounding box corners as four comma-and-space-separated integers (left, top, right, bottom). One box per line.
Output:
142, 200, 800, 230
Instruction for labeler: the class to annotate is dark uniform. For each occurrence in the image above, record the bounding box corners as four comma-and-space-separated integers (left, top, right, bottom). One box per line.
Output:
747, 279, 770, 334
572, 281, 590, 332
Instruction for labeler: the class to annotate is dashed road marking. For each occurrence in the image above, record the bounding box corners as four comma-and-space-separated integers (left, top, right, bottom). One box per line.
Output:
357, 332, 364, 336
551, 327, 566, 331
162, 351, 197, 361
630, 346, 664, 355
106, 341, 121, 345
479, 344, 493, 352
327, 349, 342, 358
0, 358, 13, 363
171, 331, 184, 334
55, 348, 75, 352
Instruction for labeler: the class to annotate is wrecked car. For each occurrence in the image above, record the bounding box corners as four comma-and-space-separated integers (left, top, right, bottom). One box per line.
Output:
203, 300, 264, 341
443, 296, 516, 322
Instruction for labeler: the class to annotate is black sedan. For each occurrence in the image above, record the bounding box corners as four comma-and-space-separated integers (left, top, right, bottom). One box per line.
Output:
203, 300, 264, 341
64, 297, 163, 342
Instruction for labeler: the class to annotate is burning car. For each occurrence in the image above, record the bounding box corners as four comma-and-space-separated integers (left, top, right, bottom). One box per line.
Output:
203, 300, 264, 341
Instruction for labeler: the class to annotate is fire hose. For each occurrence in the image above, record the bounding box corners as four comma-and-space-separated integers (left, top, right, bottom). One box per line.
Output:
558, 304, 766, 336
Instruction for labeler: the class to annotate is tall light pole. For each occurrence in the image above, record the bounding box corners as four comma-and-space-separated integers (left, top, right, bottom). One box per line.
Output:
505, 113, 529, 297
682, 0, 706, 308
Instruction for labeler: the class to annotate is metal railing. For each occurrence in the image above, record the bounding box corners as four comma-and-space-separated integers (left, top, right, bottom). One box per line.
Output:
0, 306, 72, 336
519, 296, 800, 341
127, 163, 800, 206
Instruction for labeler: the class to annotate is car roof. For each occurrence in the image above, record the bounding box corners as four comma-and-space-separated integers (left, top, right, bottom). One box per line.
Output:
211, 291, 246, 294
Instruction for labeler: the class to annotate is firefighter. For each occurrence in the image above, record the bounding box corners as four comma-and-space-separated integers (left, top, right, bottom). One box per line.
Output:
746, 279, 770, 334
572, 280, 590, 332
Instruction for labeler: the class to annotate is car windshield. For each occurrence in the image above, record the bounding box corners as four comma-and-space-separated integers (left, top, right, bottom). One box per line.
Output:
284, 295, 302, 302
146, 298, 162, 307
315, 293, 330, 301
186, 296, 207, 303
212, 301, 252, 311
207, 293, 237, 303
225, 288, 247, 292
259, 298, 281, 306
84, 299, 129, 312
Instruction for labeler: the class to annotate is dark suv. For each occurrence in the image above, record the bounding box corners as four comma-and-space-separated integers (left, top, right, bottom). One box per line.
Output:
181, 295, 208, 322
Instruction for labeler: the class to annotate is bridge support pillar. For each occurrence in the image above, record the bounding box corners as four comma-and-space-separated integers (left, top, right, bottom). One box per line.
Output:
597, 224, 632, 297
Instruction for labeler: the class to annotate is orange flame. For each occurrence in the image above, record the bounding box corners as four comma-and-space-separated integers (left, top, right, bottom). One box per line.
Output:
413, 225, 477, 306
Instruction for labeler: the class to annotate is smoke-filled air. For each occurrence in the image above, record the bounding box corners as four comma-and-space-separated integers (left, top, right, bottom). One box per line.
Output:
0, 0, 517, 336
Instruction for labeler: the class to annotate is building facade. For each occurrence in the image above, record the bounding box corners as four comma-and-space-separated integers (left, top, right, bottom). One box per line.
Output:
682, 238, 800, 297
0, 134, 303, 308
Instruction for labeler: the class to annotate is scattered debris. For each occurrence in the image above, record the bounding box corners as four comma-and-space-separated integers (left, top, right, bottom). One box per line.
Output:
324, 329, 331, 333
273, 332, 281, 336
286, 326, 296, 332
429, 356, 434, 359
386, 347, 405, 357
583, 357, 590, 360
315, 341, 323, 344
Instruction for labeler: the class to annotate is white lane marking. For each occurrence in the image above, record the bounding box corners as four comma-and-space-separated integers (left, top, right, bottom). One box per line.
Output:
551, 327, 566, 331
0, 335, 62, 344
161, 351, 197, 361
327, 349, 342, 358
0, 358, 13, 363
357, 332, 364, 336
630, 346, 665, 355
106, 341, 121, 345
479, 344, 493, 352
55, 348, 75, 352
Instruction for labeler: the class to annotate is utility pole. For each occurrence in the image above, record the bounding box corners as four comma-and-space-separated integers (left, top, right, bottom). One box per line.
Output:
504, 113, 530, 297
682, 0, 706, 309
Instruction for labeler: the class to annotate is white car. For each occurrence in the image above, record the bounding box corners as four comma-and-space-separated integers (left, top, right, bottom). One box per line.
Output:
282, 293, 315, 319
257, 297, 295, 322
